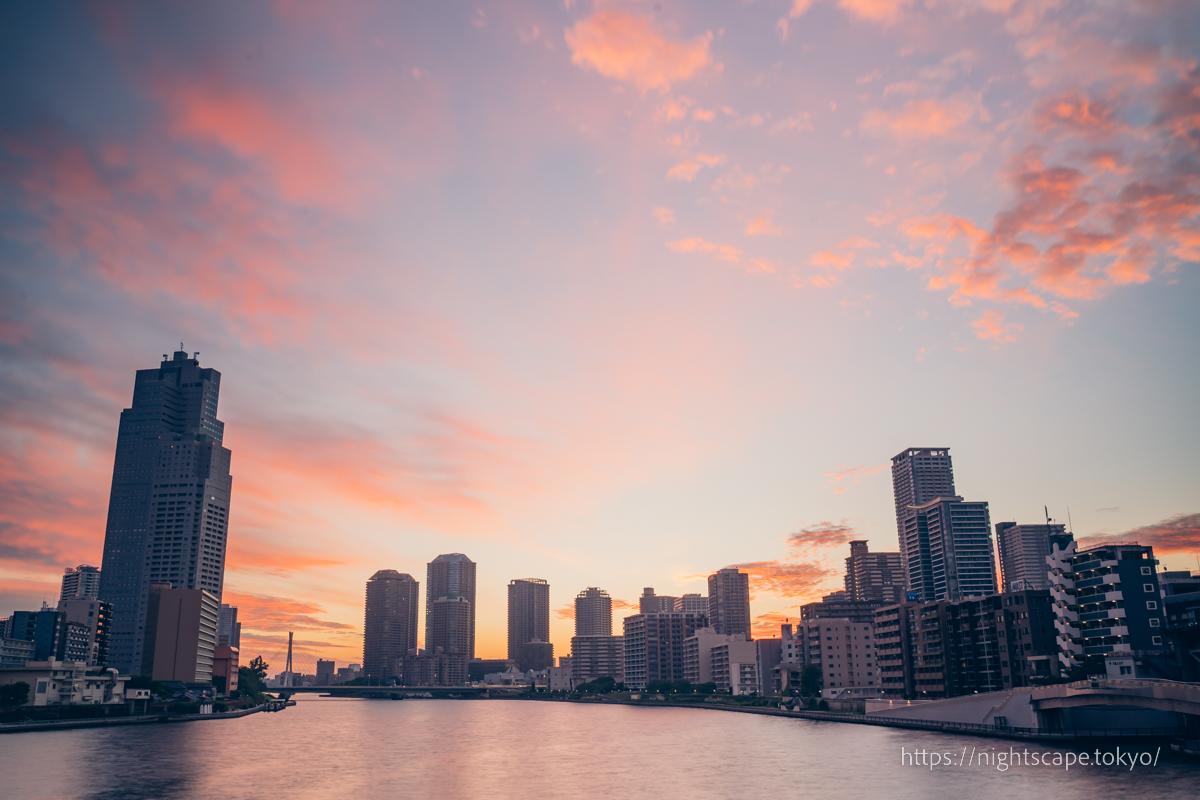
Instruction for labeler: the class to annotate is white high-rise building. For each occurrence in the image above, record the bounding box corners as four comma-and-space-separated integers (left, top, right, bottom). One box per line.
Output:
574, 587, 613, 636
60, 565, 101, 601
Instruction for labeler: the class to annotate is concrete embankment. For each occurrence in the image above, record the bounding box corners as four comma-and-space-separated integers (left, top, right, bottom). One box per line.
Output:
0, 703, 275, 735
574, 698, 1185, 745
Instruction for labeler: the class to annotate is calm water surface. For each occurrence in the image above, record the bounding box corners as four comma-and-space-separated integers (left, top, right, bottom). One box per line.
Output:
2, 696, 1198, 799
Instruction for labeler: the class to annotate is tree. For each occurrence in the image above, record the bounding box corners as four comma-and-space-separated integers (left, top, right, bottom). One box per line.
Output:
800, 665, 822, 697
247, 656, 269, 681
0, 681, 30, 707
238, 666, 268, 697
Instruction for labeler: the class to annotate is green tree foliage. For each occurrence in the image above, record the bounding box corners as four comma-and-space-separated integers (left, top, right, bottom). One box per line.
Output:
800, 665, 822, 697
247, 656, 269, 681
237, 666, 268, 697
575, 676, 618, 694
0, 681, 30, 707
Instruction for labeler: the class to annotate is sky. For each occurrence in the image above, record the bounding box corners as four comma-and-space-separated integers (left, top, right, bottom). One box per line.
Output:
1, 0, 1198, 672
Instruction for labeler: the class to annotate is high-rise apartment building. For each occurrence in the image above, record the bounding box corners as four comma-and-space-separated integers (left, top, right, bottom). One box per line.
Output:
571, 586, 622, 684
508, 578, 552, 671
900, 497, 997, 600
97, 348, 233, 675
316, 659, 335, 685
363, 570, 420, 678
574, 587, 613, 636
60, 565, 101, 601
707, 569, 751, 640
891, 447, 955, 524
218, 603, 241, 648
995, 522, 1068, 591
426, 554, 476, 659
843, 541, 904, 604
622, 611, 706, 690
892, 448, 997, 602
1048, 540, 1166, 673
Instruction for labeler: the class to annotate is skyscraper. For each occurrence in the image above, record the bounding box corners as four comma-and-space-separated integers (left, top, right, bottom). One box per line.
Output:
97, 347, 233, 675
507, 578, 551, 670
363, 570, 420, 678
892, 447, 997, 601
707, 568, 751, 639
574, 587, 613, 636
890, 447, 955, 523
995, 521, 1067, 591
60, 565, 101, 601
843, 541, 904, 604
426, 554, 476, 659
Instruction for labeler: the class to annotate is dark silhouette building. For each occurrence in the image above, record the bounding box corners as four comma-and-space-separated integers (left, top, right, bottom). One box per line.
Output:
508, 578, 551, 670
708, 568, 751, 640
426, 554, 476, 659
843, 540, 904, 604
363, 570, 420, 678
97, 347, 233, 674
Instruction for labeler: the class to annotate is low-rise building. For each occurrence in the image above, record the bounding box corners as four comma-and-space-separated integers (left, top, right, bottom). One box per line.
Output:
212, 646, 239, 695
0, 659, 131, 706
0, 637, 35, 667
711, 640, 758, 695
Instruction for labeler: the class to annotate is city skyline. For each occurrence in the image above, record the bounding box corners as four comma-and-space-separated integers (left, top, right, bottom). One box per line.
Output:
2, 2, 1198, 669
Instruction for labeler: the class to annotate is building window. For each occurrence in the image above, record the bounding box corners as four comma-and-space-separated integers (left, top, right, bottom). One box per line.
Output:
1149, 618, 1160, 627
1141, 566, 1152, 575
1143, 584, 1154, 593
1152, 636, 1162, 645
1146, 601, 1157, 610
1119, 666, 1132, 675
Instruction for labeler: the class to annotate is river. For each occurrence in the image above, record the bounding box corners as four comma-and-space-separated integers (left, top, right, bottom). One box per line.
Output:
2, 696, 1198, 799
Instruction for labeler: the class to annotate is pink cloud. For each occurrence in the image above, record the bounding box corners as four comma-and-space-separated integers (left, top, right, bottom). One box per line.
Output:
565, 10, 713, 94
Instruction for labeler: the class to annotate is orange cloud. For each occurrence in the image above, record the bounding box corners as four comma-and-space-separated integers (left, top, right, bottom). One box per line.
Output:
745, 214, 782, 236
861, 93, 981, 140
1035, 91, 1121, 135
565, 10, 713, 94
810, 251, 853, 270
222, 589, 356, 634
666, 237, 742, 263
555, 603, 575, 621
727, 560, 832, 601
971, 309, 1024, 343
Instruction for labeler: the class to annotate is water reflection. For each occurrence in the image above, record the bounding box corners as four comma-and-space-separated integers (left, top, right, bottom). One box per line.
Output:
2, 696, 1197, 799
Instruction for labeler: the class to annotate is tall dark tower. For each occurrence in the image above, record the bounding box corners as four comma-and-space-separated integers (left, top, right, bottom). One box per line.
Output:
426, 554, 476, 659
363, 570, 420, 678
507, 578, 551, 670
97, 347, 233, 674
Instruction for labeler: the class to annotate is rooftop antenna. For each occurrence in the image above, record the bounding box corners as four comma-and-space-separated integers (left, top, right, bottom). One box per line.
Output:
179, 341, 184, 352
1045, 505, 1053, 527
1067, 507, 1074, 534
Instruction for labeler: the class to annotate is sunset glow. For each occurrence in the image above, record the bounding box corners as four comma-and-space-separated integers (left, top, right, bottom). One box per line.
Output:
1, 0, 1197, 669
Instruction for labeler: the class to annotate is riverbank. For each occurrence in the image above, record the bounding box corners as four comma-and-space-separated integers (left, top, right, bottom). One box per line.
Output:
555, 696, 1187, 744
0, 702, 277, 734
